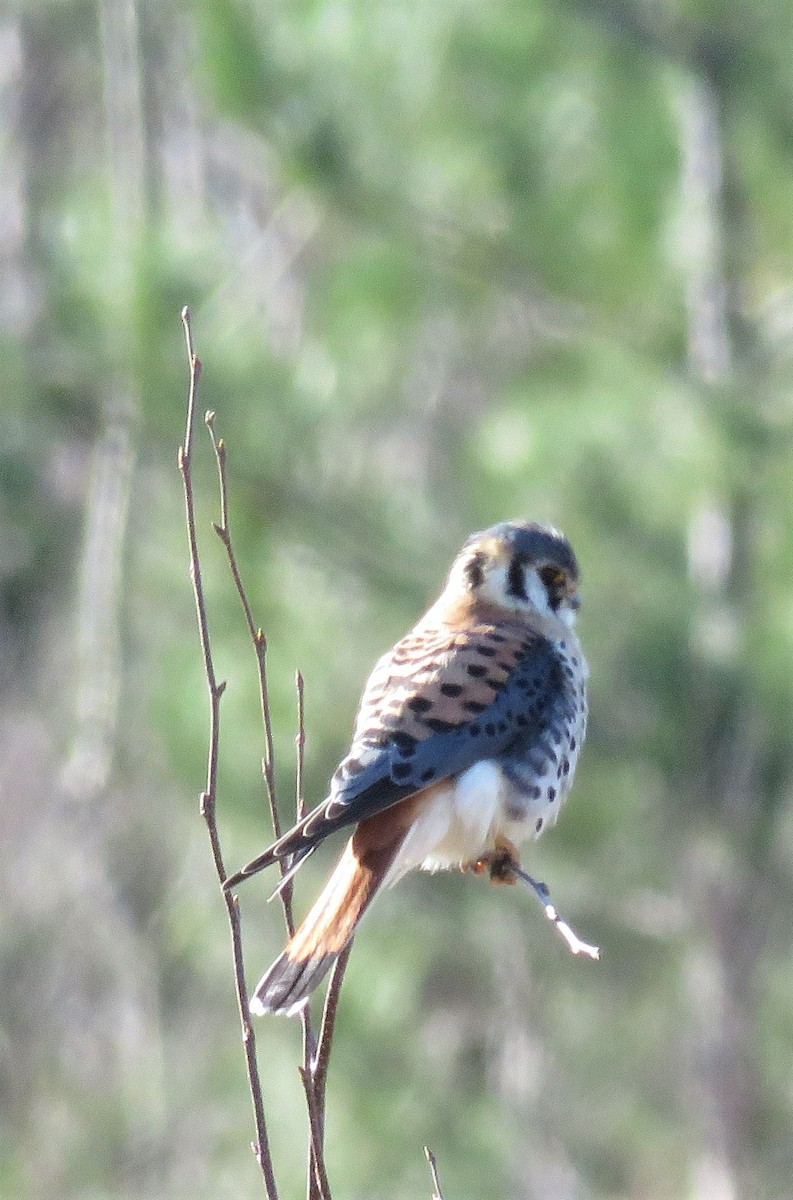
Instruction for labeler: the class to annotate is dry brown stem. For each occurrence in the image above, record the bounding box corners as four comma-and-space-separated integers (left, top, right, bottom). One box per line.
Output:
180, 308, 350, 1200
178, 307, 279, 1198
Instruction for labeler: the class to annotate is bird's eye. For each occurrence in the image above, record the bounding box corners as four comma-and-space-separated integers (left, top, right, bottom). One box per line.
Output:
539, 566, 566, 589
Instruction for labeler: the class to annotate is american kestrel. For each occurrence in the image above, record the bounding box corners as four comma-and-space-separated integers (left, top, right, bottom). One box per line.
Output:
225, 521, 588, 1016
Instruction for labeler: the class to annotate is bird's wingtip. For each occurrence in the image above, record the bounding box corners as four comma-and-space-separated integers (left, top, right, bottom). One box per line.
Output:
223, 849, 278, 892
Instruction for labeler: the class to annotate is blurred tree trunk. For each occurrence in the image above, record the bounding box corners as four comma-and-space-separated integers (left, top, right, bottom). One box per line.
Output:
677, 66, 778, 1200
4, 3, 167, 1193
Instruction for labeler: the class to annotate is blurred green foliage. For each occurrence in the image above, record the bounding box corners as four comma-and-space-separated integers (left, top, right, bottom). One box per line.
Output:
2, 0, 793, 1197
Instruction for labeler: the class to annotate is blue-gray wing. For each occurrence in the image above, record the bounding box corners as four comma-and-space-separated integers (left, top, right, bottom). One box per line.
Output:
258, 617, 565, 864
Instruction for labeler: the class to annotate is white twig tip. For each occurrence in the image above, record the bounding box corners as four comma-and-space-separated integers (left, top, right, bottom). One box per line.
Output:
514, 867, 600, 960
424, 1145, 445, 1200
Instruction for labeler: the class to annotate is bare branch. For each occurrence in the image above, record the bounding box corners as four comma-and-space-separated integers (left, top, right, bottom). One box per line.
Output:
312, 942, 354, 1113
292, 667, 333, 1200
300, 1059, 333, 1200
178, 307, 279, 1200
204, 409, 301, 933
200, 368, 342, 1199
204, 413, 282, 843
295, 670, 307, 821
296, 942, 353, 1200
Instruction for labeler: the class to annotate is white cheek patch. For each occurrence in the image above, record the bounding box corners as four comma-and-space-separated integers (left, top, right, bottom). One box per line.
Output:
523, 568, 550, 614
481, 562, 552, 617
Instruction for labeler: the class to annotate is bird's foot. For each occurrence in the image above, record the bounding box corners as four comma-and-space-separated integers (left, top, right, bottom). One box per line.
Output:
462, 857, 488, 876
488, 836, 521, 884
463, 836, 521, 885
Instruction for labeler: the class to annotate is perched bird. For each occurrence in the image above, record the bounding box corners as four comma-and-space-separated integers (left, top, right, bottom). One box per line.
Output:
225, 521, 588, 1016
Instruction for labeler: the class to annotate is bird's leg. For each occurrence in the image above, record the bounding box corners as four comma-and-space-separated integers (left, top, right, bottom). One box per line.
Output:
462, 835, 521, 884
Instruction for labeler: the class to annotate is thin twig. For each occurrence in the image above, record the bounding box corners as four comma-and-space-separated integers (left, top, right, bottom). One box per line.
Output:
202, 395, 336, 1200
311, 941, 354, 1117
292, 671, 332, 1200
513, 867, 601, 960
293, 669, 325, 1198
424, 1146, 446, 1200
297, 669, 343, 1200
295, 671, 307, 821
300, 1061, 333, 1200
295, 670, 310, 1069
178, 308, 279, 1200
300, 943, 352, 1200
205, 414, 283, 844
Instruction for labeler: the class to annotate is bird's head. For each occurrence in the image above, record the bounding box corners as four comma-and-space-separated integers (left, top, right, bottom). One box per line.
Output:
446, 520, 582, 628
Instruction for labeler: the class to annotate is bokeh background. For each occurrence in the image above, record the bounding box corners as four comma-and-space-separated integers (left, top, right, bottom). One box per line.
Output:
3, 1, 793, 1197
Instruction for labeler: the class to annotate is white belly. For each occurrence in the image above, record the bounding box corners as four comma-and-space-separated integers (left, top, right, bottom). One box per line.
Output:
384, 758, 545, 886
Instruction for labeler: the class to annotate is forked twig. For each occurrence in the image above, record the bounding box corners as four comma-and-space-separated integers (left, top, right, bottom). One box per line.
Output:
178, 308, 279, 1199
193, 324, 346, 1200
205, 420, 333, 1200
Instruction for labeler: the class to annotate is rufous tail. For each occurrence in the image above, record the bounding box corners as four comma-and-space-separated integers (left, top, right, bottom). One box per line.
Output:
249, 806, 414, 1017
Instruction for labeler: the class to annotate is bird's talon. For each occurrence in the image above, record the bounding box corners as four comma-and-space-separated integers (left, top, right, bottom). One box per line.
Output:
487, 844, 520, 885
462, 857, 489, 876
